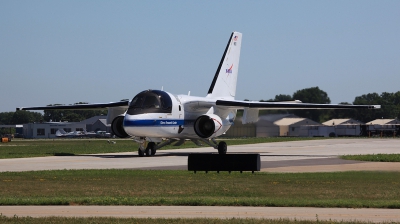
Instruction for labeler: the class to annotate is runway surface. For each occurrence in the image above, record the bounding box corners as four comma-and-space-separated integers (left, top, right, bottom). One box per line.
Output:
1, 206, 400, 222
1, 138, 400, 222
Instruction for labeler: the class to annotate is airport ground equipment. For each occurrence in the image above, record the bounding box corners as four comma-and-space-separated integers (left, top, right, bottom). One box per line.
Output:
188, 153, 260, 173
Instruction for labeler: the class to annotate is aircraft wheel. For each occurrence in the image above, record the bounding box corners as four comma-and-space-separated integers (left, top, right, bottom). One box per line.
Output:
145, 142, 155, 157
218, 141, 227, 155
138, 148, 144, 157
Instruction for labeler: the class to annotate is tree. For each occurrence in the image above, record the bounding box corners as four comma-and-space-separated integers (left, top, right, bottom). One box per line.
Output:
273, 94, 293, 102
11, 111, 43, 124
259, 94, 294, 115
352, 91, 400, 122
0, 112, 14, 125
292, 86, 331, 122
43, 104, 64, 122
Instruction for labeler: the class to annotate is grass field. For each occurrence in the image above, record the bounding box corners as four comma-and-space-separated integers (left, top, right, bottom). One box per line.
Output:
2, 138, 400, 223
1, 170, 399, 208
341, 154, 400, 162
0, 137, 321, 159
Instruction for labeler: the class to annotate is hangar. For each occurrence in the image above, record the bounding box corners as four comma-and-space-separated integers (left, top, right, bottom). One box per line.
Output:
80, 115, 111, 133
322, 119, 364, 136
363, 119, 400, 137
274, 118, 321, 137
224, 114, 323, 137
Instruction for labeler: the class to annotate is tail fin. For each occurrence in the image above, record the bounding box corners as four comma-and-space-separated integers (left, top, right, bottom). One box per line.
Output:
207, 31, 242, 99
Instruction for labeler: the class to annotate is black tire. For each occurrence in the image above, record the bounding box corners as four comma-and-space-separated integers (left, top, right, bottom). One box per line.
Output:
145, 142, 156, 157
138, 148, 144, 157
218, 141, 227, 155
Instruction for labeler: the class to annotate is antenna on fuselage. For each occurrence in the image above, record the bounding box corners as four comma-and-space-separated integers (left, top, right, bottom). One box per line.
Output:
161, 86, 163, 91
188, 91, 190, 96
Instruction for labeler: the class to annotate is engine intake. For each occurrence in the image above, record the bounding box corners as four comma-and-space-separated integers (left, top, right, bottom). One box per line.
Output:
194, 114, 223, 138
111, 115, 129, 138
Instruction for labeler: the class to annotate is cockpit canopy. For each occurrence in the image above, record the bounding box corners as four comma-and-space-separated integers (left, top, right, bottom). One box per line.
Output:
127, 90, 172, 115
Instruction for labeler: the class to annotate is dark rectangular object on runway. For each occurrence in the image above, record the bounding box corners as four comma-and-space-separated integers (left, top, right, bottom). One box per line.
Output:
188, 153, 260, 172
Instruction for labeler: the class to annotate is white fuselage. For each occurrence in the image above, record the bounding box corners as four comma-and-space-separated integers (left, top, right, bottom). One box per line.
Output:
122, 92, 236, 139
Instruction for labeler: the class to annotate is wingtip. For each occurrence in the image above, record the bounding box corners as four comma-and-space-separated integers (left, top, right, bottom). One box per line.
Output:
374, 105, 381, 109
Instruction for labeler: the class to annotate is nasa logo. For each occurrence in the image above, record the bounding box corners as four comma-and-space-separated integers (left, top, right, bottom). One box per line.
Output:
226, 64, 233, 74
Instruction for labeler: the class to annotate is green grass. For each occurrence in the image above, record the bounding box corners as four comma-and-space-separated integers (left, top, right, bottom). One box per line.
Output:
341, 154, 400, 162
1, 170, 400, 208
0, 137, 321, 159
0, 216, 390, 224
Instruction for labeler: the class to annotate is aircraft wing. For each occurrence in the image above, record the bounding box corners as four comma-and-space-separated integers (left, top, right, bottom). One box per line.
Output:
17, 101, 129, 124
216, 100, 380, 110
16, 101, 129, 111
216, 100, 380, 124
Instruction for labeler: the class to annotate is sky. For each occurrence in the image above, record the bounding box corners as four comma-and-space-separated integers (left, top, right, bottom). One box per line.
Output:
1, 1, 399, 112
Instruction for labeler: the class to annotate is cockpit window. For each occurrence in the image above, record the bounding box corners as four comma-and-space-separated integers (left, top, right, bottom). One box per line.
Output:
127, 90, 172, 115
142, 95, 160, 108
130, 95, 144, 108
152, 90, 172, 110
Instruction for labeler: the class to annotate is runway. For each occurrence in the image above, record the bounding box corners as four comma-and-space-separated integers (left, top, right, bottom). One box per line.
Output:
1, 138, 400, 222
1, 138, 400, 172
1, 206, 400, 222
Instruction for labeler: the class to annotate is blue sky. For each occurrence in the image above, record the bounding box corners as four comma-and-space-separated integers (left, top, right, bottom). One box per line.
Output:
1, 1, 399, 112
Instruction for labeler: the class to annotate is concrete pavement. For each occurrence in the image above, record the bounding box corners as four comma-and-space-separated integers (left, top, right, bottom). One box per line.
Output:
1, 138, 400, 222
1, 206, 400, 222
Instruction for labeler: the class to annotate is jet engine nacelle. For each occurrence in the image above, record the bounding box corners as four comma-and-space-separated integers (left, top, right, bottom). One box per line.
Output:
111, 115, 129, 138
194, 114, 224, 138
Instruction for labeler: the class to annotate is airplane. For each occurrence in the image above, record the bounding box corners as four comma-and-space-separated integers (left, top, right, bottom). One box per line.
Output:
55, 129, 84, 138
17, 31, 380, 157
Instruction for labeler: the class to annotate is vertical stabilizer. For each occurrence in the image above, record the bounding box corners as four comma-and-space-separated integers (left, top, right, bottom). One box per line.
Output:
207, 31, 242, 99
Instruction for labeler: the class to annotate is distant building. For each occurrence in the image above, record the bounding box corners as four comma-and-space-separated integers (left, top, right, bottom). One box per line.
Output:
91, 118, 111, 133
23, 122, 86, 139
225, 114, 327, 137
367, 119, 400, 127
322, 119, 364, 136
224, 114, 299, 138
22, 115, 111, 139
256, 114, 299, 137
273, 118, 322, 137
0, 125, 23, 137
364, 119, 400, 136
80, 115, 107, 132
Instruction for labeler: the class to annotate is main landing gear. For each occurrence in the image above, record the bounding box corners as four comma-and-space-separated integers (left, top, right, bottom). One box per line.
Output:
217, 141, 227, 154
198, 138, 227, 155
138, 142, 156, 157
136, 138, 228, 157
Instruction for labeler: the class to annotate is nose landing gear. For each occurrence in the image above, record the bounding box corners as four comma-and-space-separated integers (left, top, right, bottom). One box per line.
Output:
136, 138, 228, 157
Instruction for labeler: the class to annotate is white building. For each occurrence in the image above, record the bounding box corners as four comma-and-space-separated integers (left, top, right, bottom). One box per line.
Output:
23, 122, 86, 139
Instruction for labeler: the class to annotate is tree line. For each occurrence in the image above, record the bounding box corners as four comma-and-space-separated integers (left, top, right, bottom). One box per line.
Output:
255, 87, 400, 123
1, 88, 399, 126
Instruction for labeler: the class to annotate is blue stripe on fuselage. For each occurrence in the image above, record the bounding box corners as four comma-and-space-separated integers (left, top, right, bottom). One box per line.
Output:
124, 119, 191, 127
